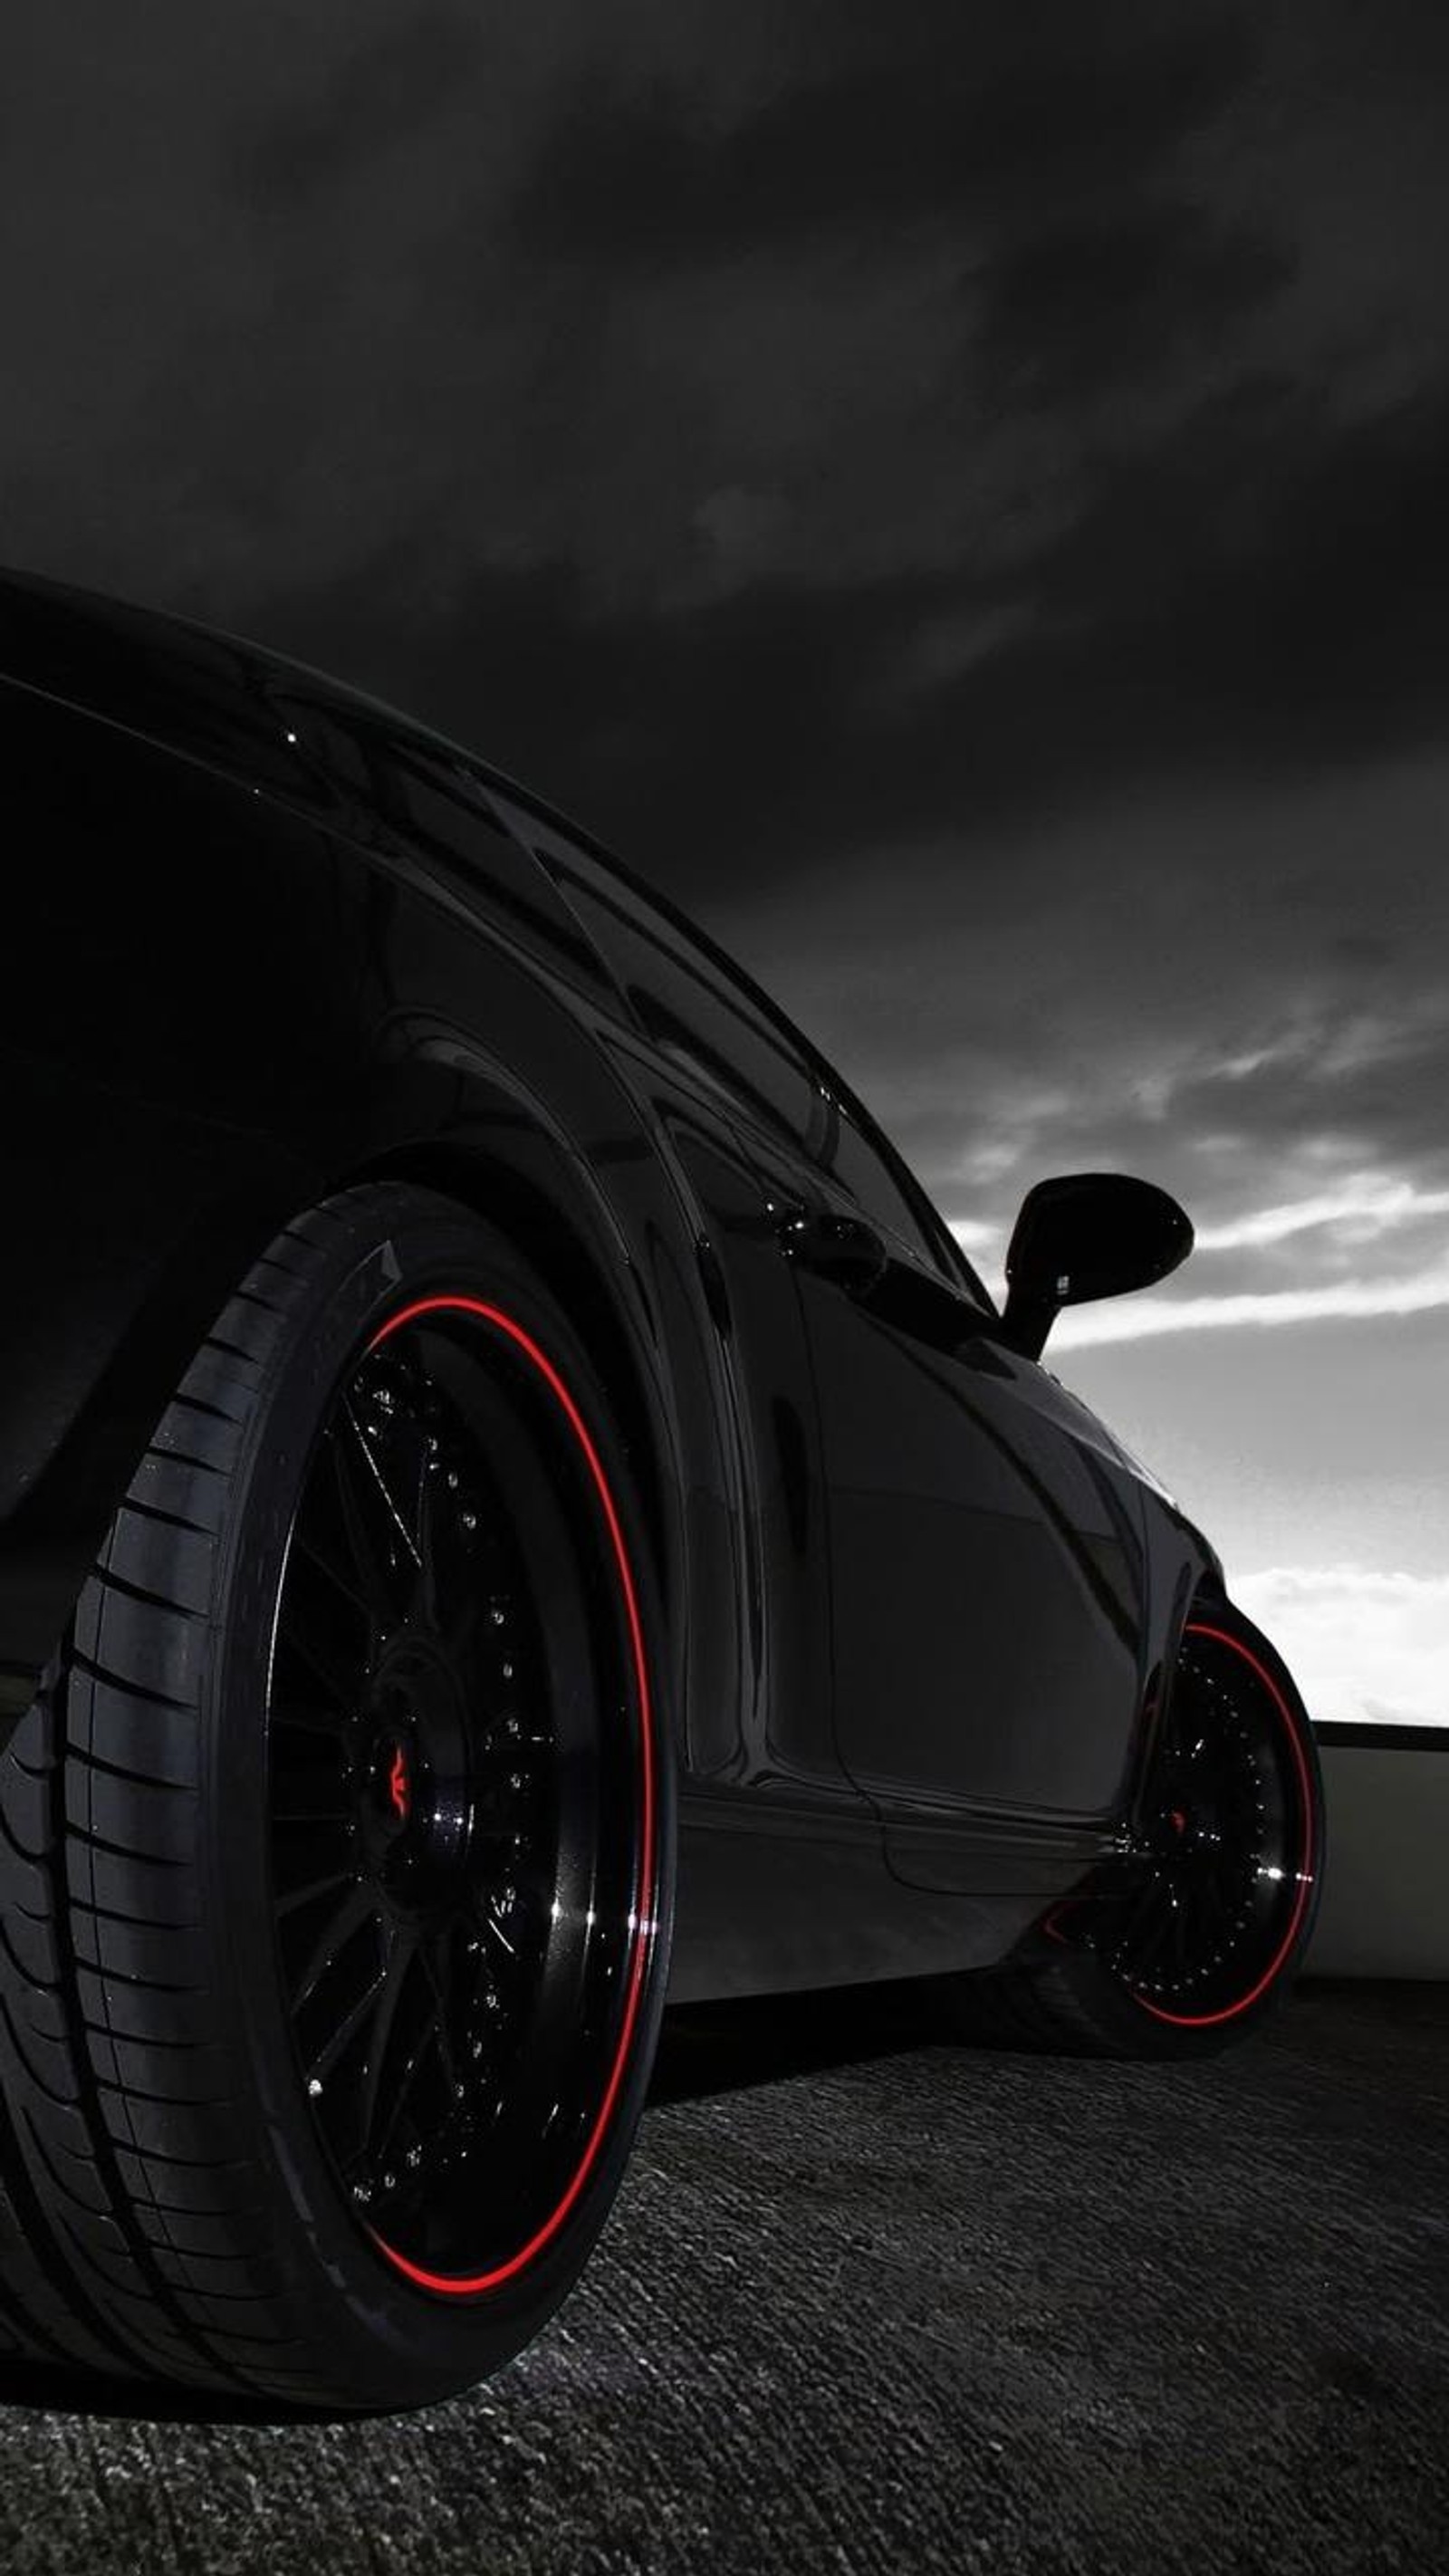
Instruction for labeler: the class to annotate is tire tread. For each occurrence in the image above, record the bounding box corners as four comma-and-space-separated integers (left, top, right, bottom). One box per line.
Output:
0, 1209, 323, 2392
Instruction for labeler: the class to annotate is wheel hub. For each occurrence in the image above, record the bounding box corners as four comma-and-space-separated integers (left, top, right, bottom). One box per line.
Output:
358, 1631, 473, 1905
367, 1726, 417, 1833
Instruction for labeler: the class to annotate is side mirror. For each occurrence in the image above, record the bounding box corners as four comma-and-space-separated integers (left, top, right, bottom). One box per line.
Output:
1001, 1173, 1194, 1360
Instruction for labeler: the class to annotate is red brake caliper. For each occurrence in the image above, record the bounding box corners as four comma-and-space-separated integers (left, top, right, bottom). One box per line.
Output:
389, 1744, 410, 1824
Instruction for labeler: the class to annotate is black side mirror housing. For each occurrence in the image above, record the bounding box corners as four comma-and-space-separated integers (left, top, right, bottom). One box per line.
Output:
1001, 1173, 1194, 1360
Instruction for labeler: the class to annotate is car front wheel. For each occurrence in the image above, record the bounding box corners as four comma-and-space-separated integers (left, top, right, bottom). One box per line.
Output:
0, 1182, 672, 2409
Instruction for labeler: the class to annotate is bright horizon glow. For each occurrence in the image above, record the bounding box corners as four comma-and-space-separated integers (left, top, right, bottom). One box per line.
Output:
1233, 1567, 1449, 1731
940, 1203, 1449, 1731
1047, 1265, 1449, 1348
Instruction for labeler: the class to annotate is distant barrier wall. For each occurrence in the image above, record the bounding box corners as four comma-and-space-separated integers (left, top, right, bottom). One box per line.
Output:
1307, 1724, 1449, 1979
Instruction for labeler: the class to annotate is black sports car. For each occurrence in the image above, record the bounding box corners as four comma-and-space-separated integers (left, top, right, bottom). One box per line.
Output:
0, 570, 1323, 2411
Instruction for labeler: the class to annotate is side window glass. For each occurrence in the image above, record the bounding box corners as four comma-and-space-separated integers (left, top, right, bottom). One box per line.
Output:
541, 845, 826, 1157
524, 821, 994, 1312
267, 699, 506, 850
820, 1095, 944, 1268
313, 727, 509, 860
820, 1091, 995, 1310
280, 730, 609, 995
393, 753, 503, 858
269, 693, 379, 805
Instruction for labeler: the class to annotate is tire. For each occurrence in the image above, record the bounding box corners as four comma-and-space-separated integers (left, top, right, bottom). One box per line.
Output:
941, 1595, 1325, 2059
0, 1182, 674, 2409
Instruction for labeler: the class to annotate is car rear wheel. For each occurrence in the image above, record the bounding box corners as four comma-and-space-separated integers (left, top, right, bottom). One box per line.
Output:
941, 1597, 1324, 2058
0, 1182, 672, 2409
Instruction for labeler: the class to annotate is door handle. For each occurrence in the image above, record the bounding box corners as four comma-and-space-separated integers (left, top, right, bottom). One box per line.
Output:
775, 1206, 890, 1295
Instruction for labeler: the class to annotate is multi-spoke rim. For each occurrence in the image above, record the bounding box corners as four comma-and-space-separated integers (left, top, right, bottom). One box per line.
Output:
264, 1293, 656, 2294
1098, 1619, 1315, 2028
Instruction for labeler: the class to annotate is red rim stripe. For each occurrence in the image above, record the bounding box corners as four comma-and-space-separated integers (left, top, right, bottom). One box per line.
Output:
1132, 1620, 1314, 2030
360, 1293, 657, 2296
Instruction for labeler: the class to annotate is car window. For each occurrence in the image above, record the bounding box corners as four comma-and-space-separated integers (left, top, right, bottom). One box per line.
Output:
267, 725, 610, 999
535, 841, 828, 1157
526, 822, 996, 1312
818, 1091, 949, 1267
381, 746, 512, 860
818, 1087, 994, 1308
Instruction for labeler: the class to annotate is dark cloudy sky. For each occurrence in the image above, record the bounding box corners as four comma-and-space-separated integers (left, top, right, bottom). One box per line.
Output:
6, 2, 1446, 1722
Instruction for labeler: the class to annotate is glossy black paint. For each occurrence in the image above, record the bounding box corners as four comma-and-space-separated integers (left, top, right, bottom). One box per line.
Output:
0, 568, 1226, 2004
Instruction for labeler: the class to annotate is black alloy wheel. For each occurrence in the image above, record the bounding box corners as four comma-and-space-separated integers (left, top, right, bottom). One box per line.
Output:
1094, 1615, 1319, 2033
0, 1184, 673, 2409
268, 1291, 655, 2293
941, 1596, 1323, 2059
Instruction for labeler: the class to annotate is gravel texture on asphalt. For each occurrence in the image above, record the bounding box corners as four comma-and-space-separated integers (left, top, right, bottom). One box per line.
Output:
0, 1977, 1444, 2575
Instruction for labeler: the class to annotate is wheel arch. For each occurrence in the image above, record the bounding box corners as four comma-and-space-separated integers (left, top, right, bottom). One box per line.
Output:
0, 1057, 697, 1751
1115, 1508, 1229, 1841
330, 1134, 681, 1638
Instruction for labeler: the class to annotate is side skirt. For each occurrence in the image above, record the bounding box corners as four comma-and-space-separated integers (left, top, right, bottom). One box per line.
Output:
668, 1786, 1136, 2004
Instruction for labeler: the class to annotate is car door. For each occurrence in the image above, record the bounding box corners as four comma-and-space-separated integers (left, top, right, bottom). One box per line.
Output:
782, 1082, 1152, 1871
506, 806, 1147, 1887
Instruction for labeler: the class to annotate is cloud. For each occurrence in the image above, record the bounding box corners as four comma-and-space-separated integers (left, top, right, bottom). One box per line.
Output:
1051, 1263, 1449, 1348
507, 11, 1255, 266
226, 354, 1449, 928
233, 11, 485, 205
1233, 1566, 1449, 1728
976, 195, 1291, 402
1194, 1179, 1449, 1252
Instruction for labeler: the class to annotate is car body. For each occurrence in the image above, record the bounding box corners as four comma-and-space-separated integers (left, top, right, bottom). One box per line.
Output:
0, 569, 1321, 2407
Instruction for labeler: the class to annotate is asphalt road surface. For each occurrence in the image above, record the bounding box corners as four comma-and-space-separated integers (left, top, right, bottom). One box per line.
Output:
0, 1978, 1444, 2575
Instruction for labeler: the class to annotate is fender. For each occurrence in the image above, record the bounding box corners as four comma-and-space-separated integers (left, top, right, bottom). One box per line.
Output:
0, 670, 737, 1762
